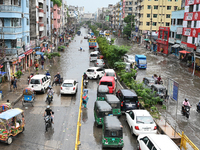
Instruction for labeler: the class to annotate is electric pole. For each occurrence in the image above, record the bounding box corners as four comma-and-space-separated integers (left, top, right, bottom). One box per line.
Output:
150, 6, 152, 48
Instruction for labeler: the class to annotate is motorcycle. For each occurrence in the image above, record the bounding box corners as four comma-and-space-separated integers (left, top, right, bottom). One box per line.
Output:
83, 77, 88, 86
46, 93, 53, 105
182, 105, 191, 118
44, 115, 52, 132
52, 77, 63, 86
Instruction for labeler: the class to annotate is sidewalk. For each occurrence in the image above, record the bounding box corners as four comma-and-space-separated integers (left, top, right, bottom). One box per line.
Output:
1, 60, 51, 106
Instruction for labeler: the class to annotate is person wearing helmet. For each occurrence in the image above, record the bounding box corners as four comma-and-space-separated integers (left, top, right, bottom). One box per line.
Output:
54, 72, 61, 84
182, 98, 191, 112
83, 72, 87, 80
46, 86, 54, 101
43, 105, 54, 124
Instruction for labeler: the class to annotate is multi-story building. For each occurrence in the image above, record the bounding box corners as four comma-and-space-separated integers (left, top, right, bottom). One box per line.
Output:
45, 0, 51, 39
169, 10, 184, 57
0, 0, 30, 79
136, 0, 181, 40
53, 4, 61, 45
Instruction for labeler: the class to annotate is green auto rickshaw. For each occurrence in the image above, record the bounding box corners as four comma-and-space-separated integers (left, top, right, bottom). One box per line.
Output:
97, 85, 109, 101
102, 116, 124, 149
94, 101, 112, 127
105, 94, 121, 117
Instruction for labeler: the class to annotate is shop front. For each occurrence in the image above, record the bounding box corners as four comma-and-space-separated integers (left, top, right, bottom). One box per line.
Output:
24, 49, 33, 70
157, 27, 170, 55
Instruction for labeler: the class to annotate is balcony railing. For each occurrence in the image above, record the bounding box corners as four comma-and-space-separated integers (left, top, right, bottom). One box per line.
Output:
0, 5, 22, 12
39, 8, 44, 13
5, 48, 17, 55
0, 27, 22, 33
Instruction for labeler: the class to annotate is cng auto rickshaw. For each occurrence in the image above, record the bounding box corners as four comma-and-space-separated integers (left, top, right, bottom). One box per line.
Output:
22, 87, 35, 106
94, 101, 112, 127
105, 94, 121, 117
150, 84, 167, 105
97, 85, 109, 101
0, 108, 25, 144
102, 116, 124, 149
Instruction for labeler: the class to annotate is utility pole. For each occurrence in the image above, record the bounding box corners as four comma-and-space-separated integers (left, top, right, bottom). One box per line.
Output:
50, 7, 53, 52
150, 6, 152, 49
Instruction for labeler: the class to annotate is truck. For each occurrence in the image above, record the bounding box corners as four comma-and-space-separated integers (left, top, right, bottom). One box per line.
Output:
135, 55, 147, 69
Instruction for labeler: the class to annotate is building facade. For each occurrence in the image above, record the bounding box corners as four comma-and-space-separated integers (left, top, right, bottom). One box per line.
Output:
53, 4, 61, 45
0, 0, 30, 79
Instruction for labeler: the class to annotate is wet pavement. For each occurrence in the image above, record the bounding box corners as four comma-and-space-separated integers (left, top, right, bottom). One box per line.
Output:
114, 38, 200, 148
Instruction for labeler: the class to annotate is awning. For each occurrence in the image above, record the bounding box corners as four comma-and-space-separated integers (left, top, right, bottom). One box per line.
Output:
0, 65, 3, 69
36, 51, 44, 55
144, 39, 149, 41
18, 54, 25, 59
33, 47, 41, 49
179, 50, 191, 54
172, 44, 180, 48
24, 49, 33, 55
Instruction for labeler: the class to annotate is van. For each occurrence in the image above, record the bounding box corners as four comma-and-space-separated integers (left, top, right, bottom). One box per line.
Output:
99, 76, 116, 94
90, 51, 99, 61
28, 75, 51, 93
137, 134, 180, 150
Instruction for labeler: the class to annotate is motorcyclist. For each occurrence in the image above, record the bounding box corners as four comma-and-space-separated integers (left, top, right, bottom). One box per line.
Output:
83, 72, 87, 80
43, 105, 54, 124
54, 72, 61, 84
80, 47, 82, 51
46, 86, 54, 101
46, 71, 50, 76
182, 98, 191, 112
157, 75, 162, 84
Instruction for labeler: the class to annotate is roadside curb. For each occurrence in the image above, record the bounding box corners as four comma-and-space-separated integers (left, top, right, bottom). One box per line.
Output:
13, 94, 23, 105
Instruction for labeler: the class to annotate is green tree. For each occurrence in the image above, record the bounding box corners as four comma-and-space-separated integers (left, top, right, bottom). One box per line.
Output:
123, 24, 132, 37
123, 15, 135, 37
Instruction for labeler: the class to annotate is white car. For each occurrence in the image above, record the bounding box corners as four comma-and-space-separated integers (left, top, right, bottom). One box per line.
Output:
89, 51, 99, 61
137, 134, 180, 150
95, 59, 105, 68
104, 69, 117, 81
60, 79, 78, 95
86, 67, 105, 79
125, 110, 157, 136
124, 54, 135, 64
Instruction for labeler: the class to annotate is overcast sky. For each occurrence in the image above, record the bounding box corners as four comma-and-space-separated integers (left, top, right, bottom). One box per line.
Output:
66, 0, 119, 13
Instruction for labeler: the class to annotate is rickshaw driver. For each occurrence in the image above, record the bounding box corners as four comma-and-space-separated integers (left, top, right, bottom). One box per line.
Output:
43, 105, 54, 124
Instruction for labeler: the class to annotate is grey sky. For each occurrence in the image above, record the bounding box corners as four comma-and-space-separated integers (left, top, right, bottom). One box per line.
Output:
66, 0, 119, 13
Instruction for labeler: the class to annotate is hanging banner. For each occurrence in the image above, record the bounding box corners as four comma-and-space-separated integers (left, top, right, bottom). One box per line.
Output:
168, 78, 179, 101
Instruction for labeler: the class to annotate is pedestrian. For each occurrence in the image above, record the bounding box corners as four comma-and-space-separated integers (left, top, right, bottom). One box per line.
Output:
82, 93, 89, 109
41, 60, 44, 70
35, 62, 39, 71
6, 100, 12, 108
146, 44, 148, 49
13, 77, 17, 92
10, 75, 14, 91
83, 86, 88, 95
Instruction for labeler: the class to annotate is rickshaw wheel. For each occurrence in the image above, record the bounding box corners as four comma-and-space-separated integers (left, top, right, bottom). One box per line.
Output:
7, 136, 12, 145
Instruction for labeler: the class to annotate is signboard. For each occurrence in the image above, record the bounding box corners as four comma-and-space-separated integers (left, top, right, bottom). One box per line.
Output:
17, 39, 21, 48
184, 12, 200, 20
183, 28, 198, 37
17, 48, 24, 55
168, 78, 179, 101
184, 28, 191, 36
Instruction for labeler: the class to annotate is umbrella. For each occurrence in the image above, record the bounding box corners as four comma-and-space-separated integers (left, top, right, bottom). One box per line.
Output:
36, 51, 44, 55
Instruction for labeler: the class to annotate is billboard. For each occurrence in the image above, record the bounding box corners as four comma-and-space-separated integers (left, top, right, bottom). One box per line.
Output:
168, 78, 179, 101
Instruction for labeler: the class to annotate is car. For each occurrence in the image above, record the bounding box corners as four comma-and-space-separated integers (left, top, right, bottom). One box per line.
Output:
95, 59, 105, 68
104, 69, 117, 81
125, 110, 157, 136
60, 79, 78, 95
137, 134, 180, 150
124, 54, 135, 64
99, 76, 116, 94
28, 74, 51, 93
86, 67, 105, 79
90, 51, 99, 61
143, 77, 156, 88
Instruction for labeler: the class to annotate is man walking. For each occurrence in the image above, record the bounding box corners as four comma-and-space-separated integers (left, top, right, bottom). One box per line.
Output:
41, 60, 44, 70
13, 77, 17, 92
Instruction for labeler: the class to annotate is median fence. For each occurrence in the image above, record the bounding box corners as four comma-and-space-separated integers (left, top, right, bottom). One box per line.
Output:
178, 131, 199, 150
75, 77, 83, 150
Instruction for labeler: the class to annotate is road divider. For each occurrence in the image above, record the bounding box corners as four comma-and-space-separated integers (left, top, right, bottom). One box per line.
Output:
75, 77, 83, 150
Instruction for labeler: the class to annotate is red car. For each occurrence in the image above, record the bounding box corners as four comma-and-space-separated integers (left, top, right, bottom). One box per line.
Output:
99, 76, 116, 94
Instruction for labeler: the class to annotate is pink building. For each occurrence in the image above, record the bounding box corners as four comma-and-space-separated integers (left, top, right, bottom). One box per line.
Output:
53, 4, 61, 35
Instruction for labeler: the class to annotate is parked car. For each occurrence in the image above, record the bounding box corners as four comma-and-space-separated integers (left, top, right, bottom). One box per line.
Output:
90, 51, 99, 61
104, 69, 117, 81
116, 89, 140, 112
60, 79, 78, 95
86, 67, 105, 79
124, 54, 135, 64
99, 76, 116, 94
125, 110, 157, 136
95, 59, 105, 68
137, 134, 180, 150
28, 74, 51, 93
143, 77, 156, 88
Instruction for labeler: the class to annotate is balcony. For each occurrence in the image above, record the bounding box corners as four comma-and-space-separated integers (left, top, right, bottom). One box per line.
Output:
0, 27, 22, 34
39, 26, 44, 31
0, 5, 22, 13
5, 48, 17, 56
39, 11, 44, 17
39, 8, 44, 13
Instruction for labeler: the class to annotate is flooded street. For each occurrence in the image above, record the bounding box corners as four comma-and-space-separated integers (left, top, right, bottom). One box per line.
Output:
115, 38, 200, 148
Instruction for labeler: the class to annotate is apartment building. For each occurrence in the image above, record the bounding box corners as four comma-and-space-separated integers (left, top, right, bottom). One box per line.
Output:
124, 0, 137, 17
0, 0, 30, 79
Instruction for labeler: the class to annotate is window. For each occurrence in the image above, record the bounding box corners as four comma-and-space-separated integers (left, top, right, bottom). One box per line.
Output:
160, 31, 163, 38
146, 22, 150, 26
46, 6, 49, 12
27, 36, 29, 43
147, 5, 151, 9
189, 5, 193, 12
155, 0, 158, 1
11, 40, 17, 48
135, 2, 137, 5
153, 14, 157, 18
26, 0, 28, 7
166, 14, 170, 18
153, 22, 157, 26
166, 22, 170, 26
176, 34, 182, 39
173, 19, 176, 25
187, 21, 191, 28
192, 37, 195, 44
154, 5, 158, 9
164, 31, 168, 40
174, 6, 178, 10
196, 4, 199, 11
177, 19, 183, 25
194, 21, 197, 27
0, 18, 4, 27
27, 18, 29, 25
147, 14, 150, 17
167, 6, 171, 10
126, 2, 128, 5
175, 0, 178, 1
11, 18, 21, 27
182, 36, 188, 43
57, 19, 60, 23
129, 7, 132, 11
142, 137, 149, 144
54, 9, 56, 11
47, 18, 49, 24
168, 0, 172, 1
147, 140, 155, 150
148, 0, 151, 1
14, 0, 21, 6
129, 2, 132, 5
